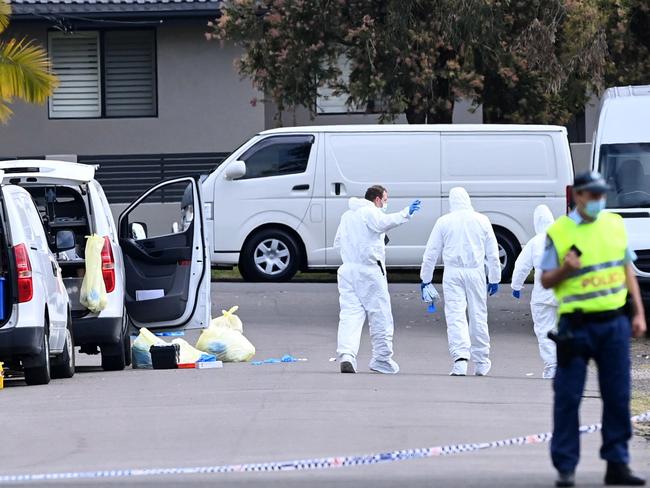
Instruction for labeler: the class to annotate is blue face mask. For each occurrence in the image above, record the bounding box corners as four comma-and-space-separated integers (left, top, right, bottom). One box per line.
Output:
584, 198, 606, 219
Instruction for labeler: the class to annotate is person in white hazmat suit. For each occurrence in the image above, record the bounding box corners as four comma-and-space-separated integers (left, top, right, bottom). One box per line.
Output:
334, 185, 421, 374
511, 204, 558, 379
419, 187, 501, 376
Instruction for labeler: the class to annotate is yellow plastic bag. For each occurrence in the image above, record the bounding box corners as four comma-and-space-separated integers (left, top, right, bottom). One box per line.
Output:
132, 328, 165, 369
80, 234, 107, 313
171, 338, 216, 364
196, 324, 255, 362
211, 306, 243, 333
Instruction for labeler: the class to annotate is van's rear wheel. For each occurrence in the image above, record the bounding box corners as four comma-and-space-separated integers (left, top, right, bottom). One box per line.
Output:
240, 229, 300, 282
122, 310, 131, 367
494, 229, 520, 283
101, 324, 127, 371
51, 318, 75, 379
24, 327, 51, 386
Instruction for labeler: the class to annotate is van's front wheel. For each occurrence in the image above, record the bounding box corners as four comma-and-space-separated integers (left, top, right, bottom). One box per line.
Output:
494, 229, 520, 283
240, 229, 300, 282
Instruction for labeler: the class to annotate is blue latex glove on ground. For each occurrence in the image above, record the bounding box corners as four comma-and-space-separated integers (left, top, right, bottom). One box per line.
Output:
409, 200, 422, 215
488, 283, 499, 296
512, 289, 521, 299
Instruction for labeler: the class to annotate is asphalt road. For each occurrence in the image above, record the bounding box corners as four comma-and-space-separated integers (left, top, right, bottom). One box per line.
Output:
2, 283, 649, 487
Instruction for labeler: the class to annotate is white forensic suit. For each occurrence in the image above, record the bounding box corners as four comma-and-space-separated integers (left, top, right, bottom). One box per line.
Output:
334, 197, 413, 374
420, 187, 501, 375
511, 204, 558, 379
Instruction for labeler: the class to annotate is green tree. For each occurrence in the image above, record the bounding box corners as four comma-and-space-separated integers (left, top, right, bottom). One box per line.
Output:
209, 0, 343, 124
600, 0, 650, 86
210, 0, 610, 125
475, 0, 607, 124
0, 2, 58, 123
343, 0, 483, 123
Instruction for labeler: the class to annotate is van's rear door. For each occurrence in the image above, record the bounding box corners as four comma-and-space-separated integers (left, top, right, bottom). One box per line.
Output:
118, 177, 210, 331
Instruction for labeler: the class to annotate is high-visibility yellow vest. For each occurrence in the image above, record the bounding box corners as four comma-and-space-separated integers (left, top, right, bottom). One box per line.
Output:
547, 212, 628, 314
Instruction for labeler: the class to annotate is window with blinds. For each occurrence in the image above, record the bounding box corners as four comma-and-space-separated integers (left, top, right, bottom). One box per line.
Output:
49, 32, 101, 118
48, 30, 157, 119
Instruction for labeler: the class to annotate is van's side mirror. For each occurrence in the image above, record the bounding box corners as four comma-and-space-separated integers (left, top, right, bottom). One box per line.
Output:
55, 230, 76, 252
224, 160, 246, 180
129, 222, 147, 240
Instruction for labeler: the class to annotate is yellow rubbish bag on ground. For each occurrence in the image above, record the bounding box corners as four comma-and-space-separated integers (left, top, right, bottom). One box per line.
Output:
211, 306, 243, 332
171, 338, 216, 364
132, 328, 166, 369
196, 307, 255, 362
80, 234, 107, 313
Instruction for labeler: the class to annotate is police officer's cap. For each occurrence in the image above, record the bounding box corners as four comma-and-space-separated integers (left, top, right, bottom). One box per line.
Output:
573, 171, 611, 194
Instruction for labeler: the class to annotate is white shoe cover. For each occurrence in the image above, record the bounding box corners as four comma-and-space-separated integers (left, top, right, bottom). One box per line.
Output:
339, 354, 357, 373
474, 360, 492, 376
369, 358, 400, 374
450, 360, 468, 376
543, 365, 556, 379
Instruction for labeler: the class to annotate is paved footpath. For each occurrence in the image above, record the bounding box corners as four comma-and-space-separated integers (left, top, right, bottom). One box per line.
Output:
1, 283, 648, 487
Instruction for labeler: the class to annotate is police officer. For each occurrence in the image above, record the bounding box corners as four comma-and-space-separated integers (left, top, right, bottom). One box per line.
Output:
541, 172, 647, 487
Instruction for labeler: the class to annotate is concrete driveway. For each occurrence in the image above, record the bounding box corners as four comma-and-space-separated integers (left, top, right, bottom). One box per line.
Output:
1, 283, 648, 487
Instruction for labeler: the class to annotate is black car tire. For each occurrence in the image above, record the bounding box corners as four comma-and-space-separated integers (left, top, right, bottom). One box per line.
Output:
494, 229, 520, 283
239, 229, 301, 282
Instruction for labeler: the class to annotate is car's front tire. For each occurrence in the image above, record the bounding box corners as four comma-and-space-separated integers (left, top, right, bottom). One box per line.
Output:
239, 229, 301, 282
494, 229, 520, 283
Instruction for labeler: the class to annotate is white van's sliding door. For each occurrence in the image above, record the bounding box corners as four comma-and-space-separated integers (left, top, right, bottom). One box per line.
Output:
324, 132, 442, 266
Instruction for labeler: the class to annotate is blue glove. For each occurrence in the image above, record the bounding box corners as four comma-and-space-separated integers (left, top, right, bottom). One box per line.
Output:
512, 289, 521, 299
488, 283, 499, 296
420, 282, 439, 302
409, 200, 422, 215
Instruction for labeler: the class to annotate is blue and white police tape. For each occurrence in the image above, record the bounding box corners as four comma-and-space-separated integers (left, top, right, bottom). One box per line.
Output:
1, 411, 648, 484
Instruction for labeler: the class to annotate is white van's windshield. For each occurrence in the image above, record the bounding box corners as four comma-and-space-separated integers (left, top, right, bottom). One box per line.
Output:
600, 143, 650, 208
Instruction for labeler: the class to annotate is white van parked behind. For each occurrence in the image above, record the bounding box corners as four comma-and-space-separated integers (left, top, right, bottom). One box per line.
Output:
202, 125, 574, 281
0, 182, 73, 385
0, 161, 211, 371
592, 85, 650, 307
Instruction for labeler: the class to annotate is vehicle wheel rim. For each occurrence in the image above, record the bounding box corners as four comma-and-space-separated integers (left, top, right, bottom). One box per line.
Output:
498, 243, 507, 270
254, 238, 290, 276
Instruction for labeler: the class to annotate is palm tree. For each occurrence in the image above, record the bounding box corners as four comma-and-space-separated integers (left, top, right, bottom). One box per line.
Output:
0, 1, 58, 123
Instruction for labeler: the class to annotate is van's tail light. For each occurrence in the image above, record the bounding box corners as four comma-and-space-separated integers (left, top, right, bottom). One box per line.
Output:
14, 243, 33, 303
566, 185, 574, 214
101, 236, 116, 293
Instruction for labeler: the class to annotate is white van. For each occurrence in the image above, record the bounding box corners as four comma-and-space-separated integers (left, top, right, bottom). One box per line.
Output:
202, 125, 574, 281
0, 182, 73, 385
592, 85, 650, 304
0, 161, 211, 370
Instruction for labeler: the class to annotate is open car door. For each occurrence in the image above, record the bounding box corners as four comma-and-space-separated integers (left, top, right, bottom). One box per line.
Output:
118, 177, 210, 332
